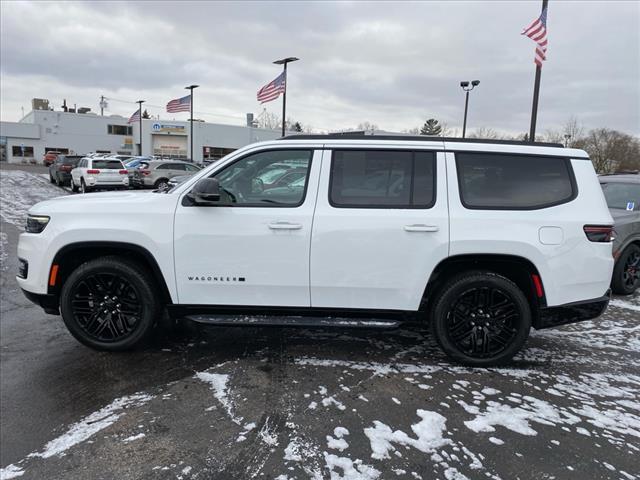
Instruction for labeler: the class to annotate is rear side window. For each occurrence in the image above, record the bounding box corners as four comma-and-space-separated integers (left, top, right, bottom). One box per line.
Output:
330, 150, 436, 208
456, 153, 576, 209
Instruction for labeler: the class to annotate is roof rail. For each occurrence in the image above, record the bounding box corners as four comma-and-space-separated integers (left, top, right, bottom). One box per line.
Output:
279, 133, 564, 148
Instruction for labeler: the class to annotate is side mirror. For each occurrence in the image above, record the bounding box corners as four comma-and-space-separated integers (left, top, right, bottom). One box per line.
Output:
190, 177, 221, 205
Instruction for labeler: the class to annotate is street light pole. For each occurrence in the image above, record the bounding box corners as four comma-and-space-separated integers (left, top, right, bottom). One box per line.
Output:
136, 100, 145, 155
460, 80, 480, 138
273, 57, 299, 137
185, 85, 199, 162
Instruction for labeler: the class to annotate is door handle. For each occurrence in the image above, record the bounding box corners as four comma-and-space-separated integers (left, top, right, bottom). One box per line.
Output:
268, 222, 303, 230
403, 224, 439, 232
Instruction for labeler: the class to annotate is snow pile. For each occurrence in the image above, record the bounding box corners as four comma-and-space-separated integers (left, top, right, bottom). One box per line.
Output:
327, 427, 350, 452
0, 170, 67, 229
0, 464, 25, 479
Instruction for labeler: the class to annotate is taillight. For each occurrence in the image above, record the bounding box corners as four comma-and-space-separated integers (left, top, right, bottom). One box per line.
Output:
61, 165, 72, 172
87, 169, 100, 174
141, 170, 151, 176
119, 170, 128, 174
583, 225, 615, 243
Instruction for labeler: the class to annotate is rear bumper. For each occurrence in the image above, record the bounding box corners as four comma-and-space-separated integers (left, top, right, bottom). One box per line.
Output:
535, 289, 611, 329
21, 289, 59, 315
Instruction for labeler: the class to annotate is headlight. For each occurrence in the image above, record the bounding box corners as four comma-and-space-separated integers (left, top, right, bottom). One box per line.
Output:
26, 215, 50, 234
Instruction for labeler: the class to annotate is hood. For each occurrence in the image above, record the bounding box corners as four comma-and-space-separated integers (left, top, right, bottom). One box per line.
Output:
29, 190, 171, 215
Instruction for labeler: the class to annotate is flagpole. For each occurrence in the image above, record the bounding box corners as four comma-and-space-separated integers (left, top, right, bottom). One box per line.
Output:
273, 57, 299, 137
528, 0, 548, 142
136, 100, 145, 156
185, 85, 199, 162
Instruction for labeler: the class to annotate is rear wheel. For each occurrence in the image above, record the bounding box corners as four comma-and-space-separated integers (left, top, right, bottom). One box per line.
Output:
80, 178, 90, 193
432, 271, 531, 367
49, 173, 55, 183
154, 178, 169, 190
59, 257, 159, 351
71, 180, 79, 192
612, 244, 640, 295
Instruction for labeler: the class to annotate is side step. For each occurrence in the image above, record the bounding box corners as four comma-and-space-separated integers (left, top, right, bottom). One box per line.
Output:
184, 315, 401, 329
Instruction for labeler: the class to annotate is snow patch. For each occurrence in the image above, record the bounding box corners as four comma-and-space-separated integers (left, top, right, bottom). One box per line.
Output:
0, 464, 24, 479
195, 371, 243, 425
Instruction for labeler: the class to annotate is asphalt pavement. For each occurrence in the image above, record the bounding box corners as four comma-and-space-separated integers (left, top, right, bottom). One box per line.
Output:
1, 165, 639, 480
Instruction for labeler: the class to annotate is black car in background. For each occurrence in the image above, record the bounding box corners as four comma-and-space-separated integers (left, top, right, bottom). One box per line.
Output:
48, 155, 83, 186
599, 173, 640, 294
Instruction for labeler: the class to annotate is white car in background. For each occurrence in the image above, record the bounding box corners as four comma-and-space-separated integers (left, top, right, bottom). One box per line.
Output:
70, 157, 129, 193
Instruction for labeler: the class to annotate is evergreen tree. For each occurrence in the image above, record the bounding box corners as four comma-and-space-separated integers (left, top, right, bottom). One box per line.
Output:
420, 118, 442, 136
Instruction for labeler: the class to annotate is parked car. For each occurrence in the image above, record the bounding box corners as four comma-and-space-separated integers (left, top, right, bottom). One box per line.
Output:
70, 157, 129, 193
18, 135, 614, 366
599, 173, 640, 294
48, 155, 83, 186
43, 151, 61, 166
130, 160, 201, 190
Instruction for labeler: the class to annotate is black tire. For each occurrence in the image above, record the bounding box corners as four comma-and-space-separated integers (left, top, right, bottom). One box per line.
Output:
71, 180, 79, 193
49, 173, 55, 183
612, 244, 640, 295
154, 178, 169, 190
80, 178, 90, 193
432, 271, 531, 367
59, 257, 159, 351
54, 173, 61, 186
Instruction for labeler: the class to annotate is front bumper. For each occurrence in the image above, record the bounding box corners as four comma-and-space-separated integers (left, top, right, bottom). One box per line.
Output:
535, 289, 611, 329
21, 289, 59, 315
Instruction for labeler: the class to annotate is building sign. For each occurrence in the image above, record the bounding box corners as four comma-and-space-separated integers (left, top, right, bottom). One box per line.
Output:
122, 137, 133, 150
151, 123, 186, 134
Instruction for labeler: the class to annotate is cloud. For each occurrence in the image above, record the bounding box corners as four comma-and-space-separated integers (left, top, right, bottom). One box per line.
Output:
1, 0, 638, 135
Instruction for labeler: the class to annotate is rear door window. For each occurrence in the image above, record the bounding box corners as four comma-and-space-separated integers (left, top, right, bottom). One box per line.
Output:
329, 150, 436, 208
600, 182, 640, 210
456, 153, 576, 209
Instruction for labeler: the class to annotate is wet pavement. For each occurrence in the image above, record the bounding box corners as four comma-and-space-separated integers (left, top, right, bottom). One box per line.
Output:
1, 166, 639, 480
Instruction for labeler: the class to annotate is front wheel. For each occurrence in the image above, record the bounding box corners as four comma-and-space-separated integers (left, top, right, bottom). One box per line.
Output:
612, 244, 640, 295
59, 257, 159, 351
71, 179, 79, 192
432, 272, 531, 367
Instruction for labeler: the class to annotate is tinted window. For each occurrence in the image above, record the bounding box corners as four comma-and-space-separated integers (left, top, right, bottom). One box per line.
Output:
210, 150, 313, 206
185, 164, 200, 172
93, 160, 123, 170
456, 153, 575, 209
601, 182, 640, 210
330, 150, 435, 208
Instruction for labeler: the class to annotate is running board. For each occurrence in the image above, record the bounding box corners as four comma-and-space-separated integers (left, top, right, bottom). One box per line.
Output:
184, 315, 401, 329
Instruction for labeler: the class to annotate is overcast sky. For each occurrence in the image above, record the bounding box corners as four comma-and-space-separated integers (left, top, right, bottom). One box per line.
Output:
1, 0, 638, 136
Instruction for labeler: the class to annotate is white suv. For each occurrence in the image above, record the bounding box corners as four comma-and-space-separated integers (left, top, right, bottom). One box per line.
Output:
71, 157, 129, 193
17, 136, 614, 365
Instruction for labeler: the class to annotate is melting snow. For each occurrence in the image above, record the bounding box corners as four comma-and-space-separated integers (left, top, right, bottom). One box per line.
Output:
195, 372, 243, 425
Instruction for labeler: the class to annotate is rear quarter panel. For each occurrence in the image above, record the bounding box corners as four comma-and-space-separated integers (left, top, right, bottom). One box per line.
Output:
447, 154, 613, 306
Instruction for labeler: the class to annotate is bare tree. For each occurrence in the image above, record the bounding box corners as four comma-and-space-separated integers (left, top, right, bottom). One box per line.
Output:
469, 127, 502, 139
575, 128, 640, 174
356, 121, 378, 133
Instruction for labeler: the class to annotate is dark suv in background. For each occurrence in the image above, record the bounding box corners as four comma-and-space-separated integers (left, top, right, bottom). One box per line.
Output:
48, 155, 83, 186
599, 173, 640, 294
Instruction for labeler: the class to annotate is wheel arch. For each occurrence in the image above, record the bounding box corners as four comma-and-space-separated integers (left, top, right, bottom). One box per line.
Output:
421, 254, 545, 324
48, 241, 173, 304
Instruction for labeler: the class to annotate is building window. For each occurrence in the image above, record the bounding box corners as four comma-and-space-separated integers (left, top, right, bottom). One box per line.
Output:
203, 146, 236, 160
12, 146, 35, 157
108, 125, 133, 135
45, 147, 70, 154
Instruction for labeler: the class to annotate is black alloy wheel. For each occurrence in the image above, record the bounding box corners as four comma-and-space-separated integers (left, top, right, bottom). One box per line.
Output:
60, 257, 159, 350
432, 272, 531, 366
612, 244, 640, 295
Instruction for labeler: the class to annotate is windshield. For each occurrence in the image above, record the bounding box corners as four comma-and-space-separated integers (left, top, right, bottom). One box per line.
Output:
601, 182, 640, 210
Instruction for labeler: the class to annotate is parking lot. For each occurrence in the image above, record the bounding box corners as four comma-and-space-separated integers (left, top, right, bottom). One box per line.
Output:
1, 164, 639, 480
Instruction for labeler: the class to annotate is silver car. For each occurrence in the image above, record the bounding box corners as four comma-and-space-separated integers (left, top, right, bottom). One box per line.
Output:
130, 160, 201, 190
599, 173, 640, 294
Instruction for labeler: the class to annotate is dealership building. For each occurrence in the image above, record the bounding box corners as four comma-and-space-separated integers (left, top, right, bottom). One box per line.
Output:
0, 100, 283, 164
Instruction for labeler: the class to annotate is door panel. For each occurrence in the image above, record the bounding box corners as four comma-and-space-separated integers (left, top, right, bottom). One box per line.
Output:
310, 150, 449, 311
173, 149, 321, 306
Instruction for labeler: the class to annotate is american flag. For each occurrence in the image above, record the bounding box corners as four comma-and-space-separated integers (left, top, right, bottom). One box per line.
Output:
128, 109, 141, 124
257, 71, 286, 104
166, 94, 191, 113
522, 7, 548, 67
